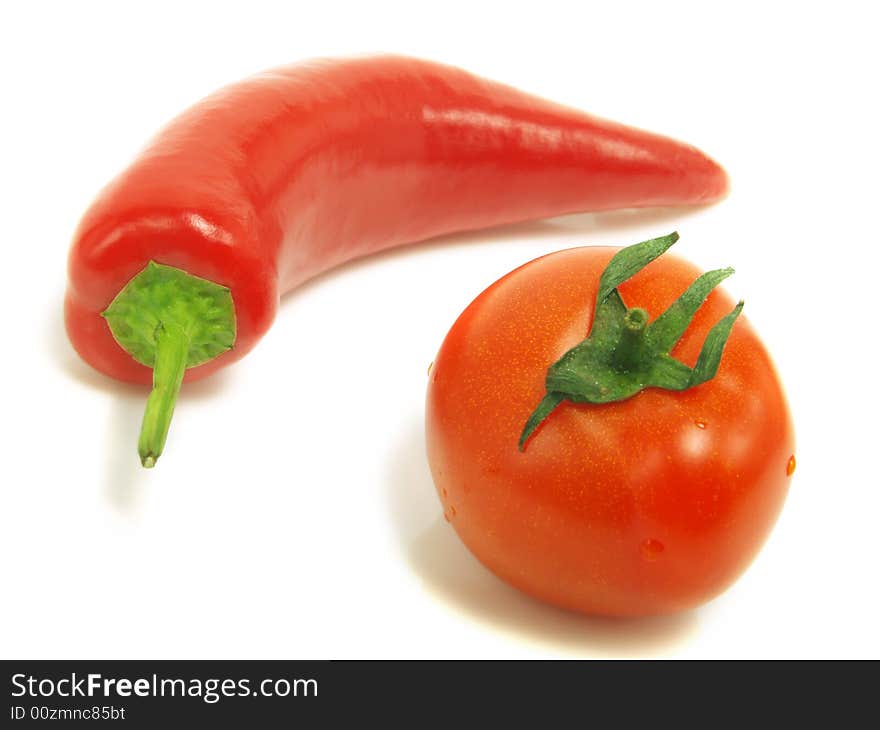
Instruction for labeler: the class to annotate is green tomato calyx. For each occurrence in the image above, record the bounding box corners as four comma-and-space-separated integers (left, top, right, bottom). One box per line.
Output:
519, 232, 743, 451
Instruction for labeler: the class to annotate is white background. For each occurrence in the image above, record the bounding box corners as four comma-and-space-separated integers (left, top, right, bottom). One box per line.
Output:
1, 1, 877, 659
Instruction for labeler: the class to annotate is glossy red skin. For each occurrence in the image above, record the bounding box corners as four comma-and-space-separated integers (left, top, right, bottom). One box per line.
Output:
65, 55, 728, 384
425, 248, 794, 617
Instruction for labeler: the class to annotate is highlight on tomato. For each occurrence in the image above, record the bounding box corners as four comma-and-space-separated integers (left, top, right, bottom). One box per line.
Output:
425, 233, 795, 617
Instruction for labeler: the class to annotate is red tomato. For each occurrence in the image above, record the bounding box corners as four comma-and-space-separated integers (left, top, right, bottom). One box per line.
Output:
425, 245, 794, 617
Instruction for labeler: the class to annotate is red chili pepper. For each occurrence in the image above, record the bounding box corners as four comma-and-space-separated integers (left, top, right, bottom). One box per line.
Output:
65, 55, 728, 467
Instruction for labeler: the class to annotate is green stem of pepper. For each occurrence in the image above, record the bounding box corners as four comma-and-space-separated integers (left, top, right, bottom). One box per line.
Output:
102, 261, 236, 468
137, 323, 189, 468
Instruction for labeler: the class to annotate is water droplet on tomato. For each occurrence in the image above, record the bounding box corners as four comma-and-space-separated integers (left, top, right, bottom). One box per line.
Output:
641, 538, 665, 561
450, 505, 457, 517
786, 455, 796, 476
441, 487, 448, 499
694, 419, 707, 429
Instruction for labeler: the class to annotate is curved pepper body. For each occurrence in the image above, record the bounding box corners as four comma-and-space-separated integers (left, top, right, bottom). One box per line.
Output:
65, 55, 728, 384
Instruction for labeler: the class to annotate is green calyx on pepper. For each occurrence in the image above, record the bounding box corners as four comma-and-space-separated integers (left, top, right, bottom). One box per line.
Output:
102, 262, 236, 468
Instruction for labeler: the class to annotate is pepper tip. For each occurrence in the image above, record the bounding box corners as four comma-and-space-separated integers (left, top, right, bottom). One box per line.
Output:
141, 454, 157, 469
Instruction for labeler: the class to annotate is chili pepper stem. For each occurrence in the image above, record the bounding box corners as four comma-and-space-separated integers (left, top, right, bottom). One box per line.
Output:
102, 261, 236, 467
138, 323, 190, 468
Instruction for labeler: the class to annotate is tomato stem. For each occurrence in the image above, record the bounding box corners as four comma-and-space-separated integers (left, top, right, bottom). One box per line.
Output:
612, 307, 649, 371
519, 232, 743, 451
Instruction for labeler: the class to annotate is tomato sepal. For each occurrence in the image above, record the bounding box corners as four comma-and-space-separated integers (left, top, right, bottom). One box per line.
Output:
519, 233, 744, 450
